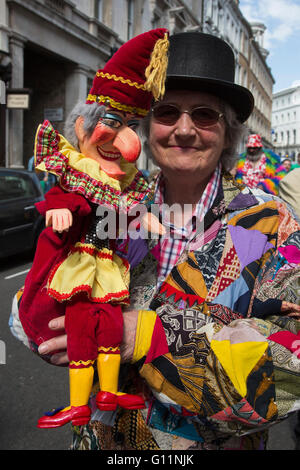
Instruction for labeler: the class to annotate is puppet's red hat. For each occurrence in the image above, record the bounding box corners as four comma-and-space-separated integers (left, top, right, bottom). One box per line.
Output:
86, 28, 169, 117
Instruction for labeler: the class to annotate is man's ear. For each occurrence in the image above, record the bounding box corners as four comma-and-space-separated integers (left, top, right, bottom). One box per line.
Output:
75, 116, 86, 143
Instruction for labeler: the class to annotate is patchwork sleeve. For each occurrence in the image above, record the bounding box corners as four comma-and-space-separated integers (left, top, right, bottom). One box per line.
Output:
249, 200, 300, 315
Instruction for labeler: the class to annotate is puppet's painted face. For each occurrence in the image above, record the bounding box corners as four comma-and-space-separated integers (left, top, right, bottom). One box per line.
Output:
75, 109, 141, 180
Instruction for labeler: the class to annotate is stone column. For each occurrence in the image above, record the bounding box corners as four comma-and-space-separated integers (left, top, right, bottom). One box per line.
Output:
8, 34, 26, 168
65, 64, 90, 119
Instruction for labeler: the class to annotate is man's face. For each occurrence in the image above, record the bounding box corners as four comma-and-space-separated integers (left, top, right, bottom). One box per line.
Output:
247, 147, 262, 161
75, 108, 141, 179
282, 159, 292, 171
149, 89, 227, 184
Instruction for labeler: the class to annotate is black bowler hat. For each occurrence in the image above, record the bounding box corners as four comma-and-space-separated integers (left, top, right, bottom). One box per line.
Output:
165, 32, 254, 123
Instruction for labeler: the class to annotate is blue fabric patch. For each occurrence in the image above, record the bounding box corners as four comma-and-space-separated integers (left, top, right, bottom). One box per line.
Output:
147, 400, 204, 442
212, 275, 249, 313
233, 290, 251, 316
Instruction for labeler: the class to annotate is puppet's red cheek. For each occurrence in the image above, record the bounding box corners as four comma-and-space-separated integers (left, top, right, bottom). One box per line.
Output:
89, 123, 116, 145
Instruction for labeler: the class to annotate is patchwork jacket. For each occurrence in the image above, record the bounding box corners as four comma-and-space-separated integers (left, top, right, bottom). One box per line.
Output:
122, 172, 300, 443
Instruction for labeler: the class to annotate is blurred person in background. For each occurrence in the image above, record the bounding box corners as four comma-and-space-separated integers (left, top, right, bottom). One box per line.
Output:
235, 134, 285, 194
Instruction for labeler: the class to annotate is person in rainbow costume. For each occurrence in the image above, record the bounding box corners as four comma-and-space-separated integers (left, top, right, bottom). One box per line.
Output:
18, 28, 169, 428
235, 134, 286, 195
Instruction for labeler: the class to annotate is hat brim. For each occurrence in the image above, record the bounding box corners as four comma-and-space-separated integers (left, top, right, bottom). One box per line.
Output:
165, 75, 254, 123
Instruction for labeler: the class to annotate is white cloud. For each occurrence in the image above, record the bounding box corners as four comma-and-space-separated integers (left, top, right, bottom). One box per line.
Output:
239, 0, 300, 48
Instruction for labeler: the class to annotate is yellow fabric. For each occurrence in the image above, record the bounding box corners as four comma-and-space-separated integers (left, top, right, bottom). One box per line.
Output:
97, 353, 121, 394
35, 132, 139, 192
144, 33, 169, 101
228, 200, 279, 244
96, 71, 146, 90
48, 244, 129, 302
210, 340, 268, 397
98, 346, 120, 353
166, 252, 208, 299
86, 94, 148, 117
140, 356, 198, 413
70, 366, 94, 407
132, 310, 157, 363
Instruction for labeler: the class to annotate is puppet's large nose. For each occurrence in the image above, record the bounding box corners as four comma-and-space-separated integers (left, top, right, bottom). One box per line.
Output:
112, 126, 141, 163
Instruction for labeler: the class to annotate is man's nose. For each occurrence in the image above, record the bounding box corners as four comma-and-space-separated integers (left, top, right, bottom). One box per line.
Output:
174, 112, 196, 137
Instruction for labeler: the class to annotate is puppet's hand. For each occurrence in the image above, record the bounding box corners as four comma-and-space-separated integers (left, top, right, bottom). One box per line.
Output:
46, 208, 73, 233
141, 212, 165, 235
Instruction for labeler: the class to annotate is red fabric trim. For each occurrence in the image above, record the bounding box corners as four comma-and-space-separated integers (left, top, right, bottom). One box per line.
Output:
160, 282, 205, 307
97, 347, 121, 354
69, 245, 113, 260
268, 330, 300, 358
48, 284, 130, 303
145, 316, 169, 364
69, 361, 95, 369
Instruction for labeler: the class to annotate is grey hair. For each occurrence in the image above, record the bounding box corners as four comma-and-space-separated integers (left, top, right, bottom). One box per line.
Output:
64, 102, 106, 151
220, 101, 247, 171
139, 99, 246, 172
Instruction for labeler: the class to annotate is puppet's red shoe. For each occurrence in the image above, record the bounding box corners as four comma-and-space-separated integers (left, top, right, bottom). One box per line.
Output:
117, 393, 145, 410
37, 405, 91, 428
96, 391, 118, 411
96, 391, 145, 410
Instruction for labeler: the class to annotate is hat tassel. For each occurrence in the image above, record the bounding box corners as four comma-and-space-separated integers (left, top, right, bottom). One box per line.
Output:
144, 33, 169, 101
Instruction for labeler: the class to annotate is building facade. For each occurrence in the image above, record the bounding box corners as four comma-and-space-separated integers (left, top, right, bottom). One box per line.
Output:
0, 0, 274, 171
202, 0, 274, 150
272, 82, 300, 161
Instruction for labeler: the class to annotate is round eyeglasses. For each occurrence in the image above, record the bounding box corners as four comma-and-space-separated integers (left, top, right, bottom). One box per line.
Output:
151, 104, 224, 128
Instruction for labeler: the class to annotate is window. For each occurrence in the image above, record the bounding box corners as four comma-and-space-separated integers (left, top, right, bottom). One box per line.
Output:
127, 0, 134, 39
95, 0, 102, 22
0, 173, 38, 201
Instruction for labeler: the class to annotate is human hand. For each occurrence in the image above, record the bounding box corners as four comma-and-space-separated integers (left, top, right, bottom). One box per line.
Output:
38, 316, 69, 365
281, 301, 300, 318
121, 309, 139, 363
46, 208, 73, 233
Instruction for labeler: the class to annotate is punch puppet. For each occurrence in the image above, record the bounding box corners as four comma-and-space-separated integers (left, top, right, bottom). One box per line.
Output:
19, 29, 169, 428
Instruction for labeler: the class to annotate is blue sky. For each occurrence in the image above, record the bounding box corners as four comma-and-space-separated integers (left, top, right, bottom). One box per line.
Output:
239, 0, 300, 92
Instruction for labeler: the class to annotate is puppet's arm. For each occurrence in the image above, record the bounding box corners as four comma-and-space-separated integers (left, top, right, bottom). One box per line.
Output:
36, 185, 91, 233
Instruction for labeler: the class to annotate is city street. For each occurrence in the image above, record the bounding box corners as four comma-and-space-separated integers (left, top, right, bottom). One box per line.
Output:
0, 254, 299, 450
0, 253, 70, 450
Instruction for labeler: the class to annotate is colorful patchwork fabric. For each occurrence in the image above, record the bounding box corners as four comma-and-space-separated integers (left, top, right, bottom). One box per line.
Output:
128, 174, 300, 442
235, 149, 286, 195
